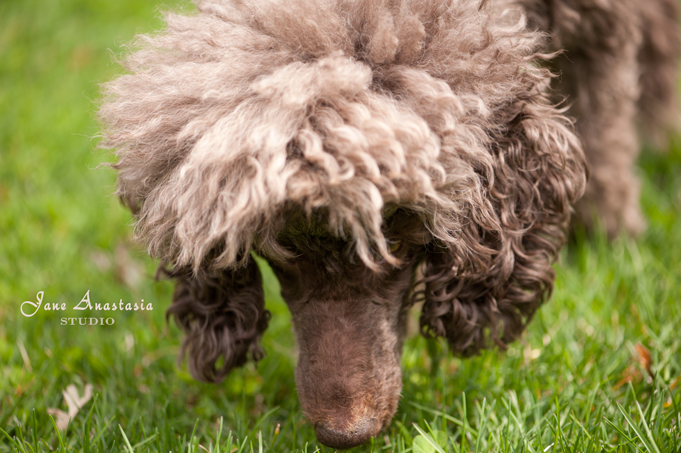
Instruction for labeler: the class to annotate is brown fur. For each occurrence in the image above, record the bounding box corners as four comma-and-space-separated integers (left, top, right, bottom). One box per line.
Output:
99, 0, 677, 448
513, 0, 680, 236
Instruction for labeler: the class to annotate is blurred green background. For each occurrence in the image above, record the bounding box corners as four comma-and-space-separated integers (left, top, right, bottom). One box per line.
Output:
1, 0, 680, 451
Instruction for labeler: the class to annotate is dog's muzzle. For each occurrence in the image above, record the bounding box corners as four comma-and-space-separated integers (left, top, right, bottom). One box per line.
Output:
314, 417, 380, 449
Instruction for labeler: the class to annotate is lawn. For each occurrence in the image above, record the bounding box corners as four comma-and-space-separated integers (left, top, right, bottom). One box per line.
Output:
1, 0, 680, 451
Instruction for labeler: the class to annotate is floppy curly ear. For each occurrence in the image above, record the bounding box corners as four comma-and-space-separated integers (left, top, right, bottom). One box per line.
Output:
164, 257, 270, 383
419, 99, 587, 356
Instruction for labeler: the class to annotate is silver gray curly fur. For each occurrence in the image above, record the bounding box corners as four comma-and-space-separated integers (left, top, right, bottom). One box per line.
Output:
99, 0, 586, 272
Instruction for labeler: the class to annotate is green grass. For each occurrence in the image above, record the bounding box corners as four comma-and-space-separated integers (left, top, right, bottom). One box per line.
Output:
1, 0, 680, 451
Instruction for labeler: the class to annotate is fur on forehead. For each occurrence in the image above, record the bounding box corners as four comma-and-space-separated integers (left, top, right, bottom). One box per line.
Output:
99, 0, 573, 272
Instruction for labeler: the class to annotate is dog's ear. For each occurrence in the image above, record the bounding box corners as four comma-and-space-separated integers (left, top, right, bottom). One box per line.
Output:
164, 257, 270, 383
419, 100, 587, 356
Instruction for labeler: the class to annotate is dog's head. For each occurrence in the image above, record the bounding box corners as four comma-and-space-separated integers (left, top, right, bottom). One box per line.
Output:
100, 0, 586, 448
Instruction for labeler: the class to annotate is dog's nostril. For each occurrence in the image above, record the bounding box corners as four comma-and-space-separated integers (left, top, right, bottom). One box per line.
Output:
315, 418, 379, 449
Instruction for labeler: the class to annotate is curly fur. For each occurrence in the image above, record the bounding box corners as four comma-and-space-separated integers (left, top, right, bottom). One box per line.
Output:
99, 0, 677, 448
162, 257, 270, 382
100, 0, 584, 270
511, 0, 680, 236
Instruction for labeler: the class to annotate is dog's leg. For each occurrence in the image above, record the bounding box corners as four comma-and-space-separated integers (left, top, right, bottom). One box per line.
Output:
546, 2, 645, 237
559, 49, 644, 236
637, 0, 681, 145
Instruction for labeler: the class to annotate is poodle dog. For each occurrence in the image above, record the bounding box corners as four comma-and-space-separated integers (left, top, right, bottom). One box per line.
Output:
99, 0, 677, 448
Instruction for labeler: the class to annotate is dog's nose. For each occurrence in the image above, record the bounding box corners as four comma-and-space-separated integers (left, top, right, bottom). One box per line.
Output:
315, 417, 380, 449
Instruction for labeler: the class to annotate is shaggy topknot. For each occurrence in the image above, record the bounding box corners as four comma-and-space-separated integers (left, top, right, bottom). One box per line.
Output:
100, 0, 586, 360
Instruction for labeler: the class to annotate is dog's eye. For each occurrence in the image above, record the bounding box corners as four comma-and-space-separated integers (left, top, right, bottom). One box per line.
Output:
375, 239, 402, 264
388, 240, 402, 254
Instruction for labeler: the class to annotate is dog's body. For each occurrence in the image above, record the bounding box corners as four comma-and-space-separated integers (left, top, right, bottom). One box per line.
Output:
99, 0, 678, 448
518, 0, 680, 236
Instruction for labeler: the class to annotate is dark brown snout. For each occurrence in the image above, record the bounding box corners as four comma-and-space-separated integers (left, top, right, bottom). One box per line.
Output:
315, 417, 380, 449
290, 297, 406, 449
266, 219, 424, 448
